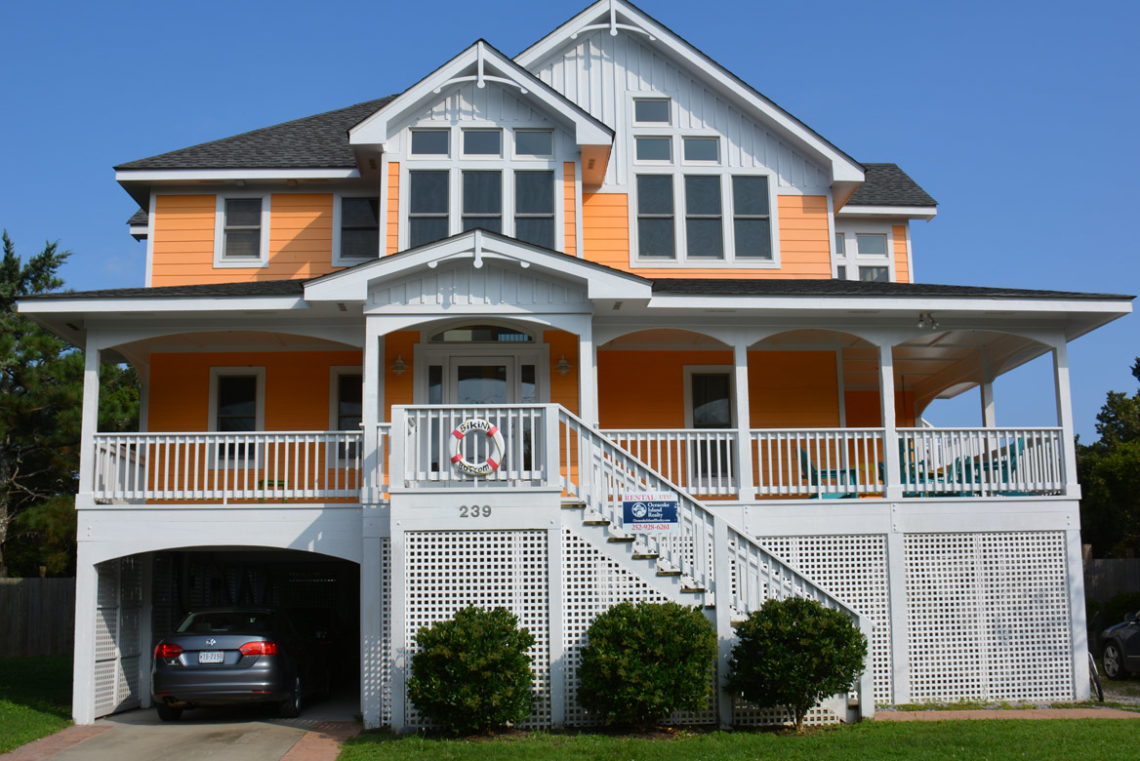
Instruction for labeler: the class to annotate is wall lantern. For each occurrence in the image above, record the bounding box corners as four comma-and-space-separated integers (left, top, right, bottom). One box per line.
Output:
556, 356, 572, 376
391, 354, 408, 376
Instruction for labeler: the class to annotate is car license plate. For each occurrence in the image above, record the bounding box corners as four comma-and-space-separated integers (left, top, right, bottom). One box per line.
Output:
198, 651, 224, 664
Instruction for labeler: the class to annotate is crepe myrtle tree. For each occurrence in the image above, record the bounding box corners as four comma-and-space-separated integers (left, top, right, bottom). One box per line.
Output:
727, 597, 867, 730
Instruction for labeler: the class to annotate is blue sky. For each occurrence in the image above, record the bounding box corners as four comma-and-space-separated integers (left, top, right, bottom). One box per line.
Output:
1, 0, 1135, 439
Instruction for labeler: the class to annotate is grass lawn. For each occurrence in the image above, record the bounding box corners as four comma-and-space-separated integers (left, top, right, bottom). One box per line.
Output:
0, 655, 72, 753
338, 720, 1139, 761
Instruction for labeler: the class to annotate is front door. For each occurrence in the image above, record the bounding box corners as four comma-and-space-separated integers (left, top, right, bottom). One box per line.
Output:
451, 358, 513, 404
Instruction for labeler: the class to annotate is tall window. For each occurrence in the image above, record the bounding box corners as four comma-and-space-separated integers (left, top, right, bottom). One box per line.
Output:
409, 170, 449, 247
515, 171, 554, 248
685, 176, 723, 259
211, 370, 262, 463
339, 198, 380, 259
637, 175, 675, 258
462, 171, 502, 233
219, 198, 264, 261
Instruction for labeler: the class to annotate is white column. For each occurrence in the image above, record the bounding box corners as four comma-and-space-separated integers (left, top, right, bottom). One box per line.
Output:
1066, 527, 1090, 699
711, 519, 734, 728
77, 338, 102, 507
577, 318, 598, 426
546, 524, 566, 727
360, 536, 385, 728
72, 539, 98, 724
878, 344, 903, 499
979, 351, 996, 427
388, 512, 408, 732
732, 340, 754, 499
885, 527, 911, 704
137, 554, 154, 709
362, 320, 384, 503
1051, 340, 1081, 498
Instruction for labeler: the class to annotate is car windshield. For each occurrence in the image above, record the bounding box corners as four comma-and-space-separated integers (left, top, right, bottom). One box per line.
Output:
177, 611, 274, 634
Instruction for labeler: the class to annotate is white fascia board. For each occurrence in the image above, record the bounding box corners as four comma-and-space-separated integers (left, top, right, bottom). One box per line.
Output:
115, 168, 360, 182
17, 296, 308, 315
646, 294, 1134, 316
838, 205, 938, 219
129, 225, 148, 240
515, 0, 863, 183
350, 41, 612, 148
305, 231, 650, 302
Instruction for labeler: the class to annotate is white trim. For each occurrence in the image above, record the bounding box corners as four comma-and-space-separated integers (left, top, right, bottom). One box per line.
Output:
332, 194, 383, 266
515, 0, 863, 183
207, 367, 266, 432
144, 192, 156, 287
116, 168, 360, 182
213, 194, 271, 268
18, 296, 308, 314
415, 337, 549, 405
833, 221, 896, 283
905, 223, 916, 283
837, 205, 938, 219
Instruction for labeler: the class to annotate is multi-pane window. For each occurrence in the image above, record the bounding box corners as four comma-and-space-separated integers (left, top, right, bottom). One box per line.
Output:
462, 171, 502, 233
334, 372, 363, 462
732, 176, 771, 259
339, 198, 380, 259
409, 170, 449, 247
636, 175, 675, 258
515, 171, 554, 249
221, 198, 262, 260
860, 266, 889, 282
834, 229, 893, 281
685, 176, 723, 258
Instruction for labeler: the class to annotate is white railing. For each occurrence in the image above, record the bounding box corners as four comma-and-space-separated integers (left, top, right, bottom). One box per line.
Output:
602, 429, 737, 497
897, 427, 1065, 496
750, 428, 886, 498
372, 424, 391, 502
91, 431, 363, 502
399, 405, 548, 488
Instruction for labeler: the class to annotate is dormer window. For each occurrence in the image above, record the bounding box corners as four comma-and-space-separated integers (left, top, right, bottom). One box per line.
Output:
834, 228, 893, 281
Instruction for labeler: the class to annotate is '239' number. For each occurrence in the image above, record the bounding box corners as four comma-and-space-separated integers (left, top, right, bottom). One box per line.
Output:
459, 505, 492, 518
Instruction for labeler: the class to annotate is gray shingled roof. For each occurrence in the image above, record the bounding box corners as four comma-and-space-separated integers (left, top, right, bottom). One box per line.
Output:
24, 276, 1130, 302
127, 209, 147, 226
115, 97, 395, 170
847, 163, 937, 207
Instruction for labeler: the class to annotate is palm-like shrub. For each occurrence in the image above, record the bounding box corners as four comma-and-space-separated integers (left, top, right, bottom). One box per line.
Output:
577, 601, 716, 728
407, 605, 535, 734
727, 597, 867, 730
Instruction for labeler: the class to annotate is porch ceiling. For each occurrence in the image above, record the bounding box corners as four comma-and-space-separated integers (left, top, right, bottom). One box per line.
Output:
114, 330, 358, 355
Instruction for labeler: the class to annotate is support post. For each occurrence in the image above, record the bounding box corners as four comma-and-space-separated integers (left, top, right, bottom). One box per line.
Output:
885, 526, 911, 704
712, 519, 734, 728
577, 318, 597, 427
360, 536, 385, 728
878, 343, 903, 499
77, 338, 102, 505
732, 340, 754, 500
1051, 340, 1081, 498
72, 540, 98, 724
979, 352, 997, 428
362, 322, 384, 503
137, 553, 154, 709
1066, 527, 1090, 699
547, 524, 566, 727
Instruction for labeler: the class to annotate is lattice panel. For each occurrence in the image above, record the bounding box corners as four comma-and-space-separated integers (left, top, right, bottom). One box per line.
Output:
904, 531, 1073, 703
362, 539, 392, 725
93, 557, 144, 718
404, 531, 550, 728
561, 529, 717, 726
758, 535, 892, 706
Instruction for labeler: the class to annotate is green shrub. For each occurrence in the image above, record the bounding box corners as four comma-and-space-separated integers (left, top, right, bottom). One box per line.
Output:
577, 601, 716, 728
407, 606, 535, 734
727, 597, 867, 730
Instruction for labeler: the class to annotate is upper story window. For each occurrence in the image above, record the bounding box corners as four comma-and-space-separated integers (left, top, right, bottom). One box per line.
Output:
411, 129, 449, 156
630, 96, 773, 266
214, 196, 269, 267
403, 124, 561, 251
834, 228, 893, 282
336, 197, 380, 261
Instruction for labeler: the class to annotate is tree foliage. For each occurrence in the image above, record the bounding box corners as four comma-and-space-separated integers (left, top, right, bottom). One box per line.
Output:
407, 606, 535, 735
0, 231, 139, 576
577, 601, 716, 728
1078, 358, 1140, 557
727, 597, 866, 730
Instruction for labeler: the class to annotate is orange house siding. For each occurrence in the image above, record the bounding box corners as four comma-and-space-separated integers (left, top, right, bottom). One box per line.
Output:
148, 350, 363, 431
150, 193, 338, 286
384, 331, 417, 416
562, 163, 577, 257
580, 193, 831, 279
387, 162, 400, 254
749, 351, 840, 427
892, 223, 910, 283
545, 330, 579, 414
598, 351, 733, 428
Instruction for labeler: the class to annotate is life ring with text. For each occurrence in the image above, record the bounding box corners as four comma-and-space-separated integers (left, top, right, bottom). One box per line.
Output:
449, 418, 506, 477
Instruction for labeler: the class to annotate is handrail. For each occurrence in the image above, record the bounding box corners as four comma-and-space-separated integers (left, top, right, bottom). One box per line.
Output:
601, 428, 738, 497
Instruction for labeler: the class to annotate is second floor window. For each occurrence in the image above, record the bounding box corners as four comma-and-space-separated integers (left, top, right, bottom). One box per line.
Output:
409, 170, 449, 248
636, 174, 772, 262
835, 229, 893, 282
221, 198, 262, 260
339, 198, 380, 259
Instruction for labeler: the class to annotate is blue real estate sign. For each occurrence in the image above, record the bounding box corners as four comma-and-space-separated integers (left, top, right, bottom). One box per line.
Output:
622, 491, 679, 534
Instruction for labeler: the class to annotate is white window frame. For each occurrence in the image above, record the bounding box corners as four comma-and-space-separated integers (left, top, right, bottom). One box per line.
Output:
328, 365, 364, 431
213, 194, 271, 268
461, 128, 504, 158
332, 195, 381, 265
627, 96, 779, 268
207, 367, 266, 468
682, 365, 736, 491
512, 129, 555, 159
833, 222, 896, 282
399, 123, 565, 251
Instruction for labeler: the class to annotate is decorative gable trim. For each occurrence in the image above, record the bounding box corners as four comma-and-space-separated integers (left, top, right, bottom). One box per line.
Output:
516, 0, 865, 185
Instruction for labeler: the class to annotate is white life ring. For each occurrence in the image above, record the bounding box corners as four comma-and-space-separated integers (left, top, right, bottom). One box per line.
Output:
449, 418, 506, 477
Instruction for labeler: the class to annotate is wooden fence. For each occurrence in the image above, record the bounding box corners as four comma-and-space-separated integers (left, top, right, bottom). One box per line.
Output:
1084, 558, 1140, 605
0, 578, 75, 657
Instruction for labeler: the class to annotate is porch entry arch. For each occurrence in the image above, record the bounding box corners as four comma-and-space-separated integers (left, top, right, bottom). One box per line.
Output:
413, 319, 549, 405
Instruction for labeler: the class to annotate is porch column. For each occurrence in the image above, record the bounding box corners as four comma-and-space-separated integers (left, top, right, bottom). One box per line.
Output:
577, 317, 598, 426
71, 540, 98, 724
731, 339, 754, 499
360, 319, 386, 728
1051, 339, 1081, 498
361, 320, 385, 502
979, 351, 997, 427
878, 343, 903, 499
76, 336, 102, 508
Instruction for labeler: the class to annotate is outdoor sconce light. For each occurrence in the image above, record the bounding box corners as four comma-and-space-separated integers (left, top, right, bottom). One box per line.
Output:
556, 356, 572, 376
916, 312, 940, 330
391, 355, 407, 376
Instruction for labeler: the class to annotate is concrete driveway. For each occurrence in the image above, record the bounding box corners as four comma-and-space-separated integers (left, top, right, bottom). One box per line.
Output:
1, 698, 360, 761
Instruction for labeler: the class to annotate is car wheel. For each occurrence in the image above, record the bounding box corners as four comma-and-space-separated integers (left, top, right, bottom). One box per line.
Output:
1102, 641, 1129, 680
278, 677, 302, 718
156, 703, 183, 722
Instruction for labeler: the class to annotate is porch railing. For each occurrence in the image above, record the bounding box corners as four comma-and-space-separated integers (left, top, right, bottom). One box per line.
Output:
750, 428, 886, 498
897, 427, 1065, 496
91, 431, 362, 502
601, 429, 737, 497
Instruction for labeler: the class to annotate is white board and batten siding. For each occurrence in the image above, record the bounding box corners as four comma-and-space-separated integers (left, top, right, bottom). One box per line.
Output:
369, 260, 590, 312
528, 29, 831, 193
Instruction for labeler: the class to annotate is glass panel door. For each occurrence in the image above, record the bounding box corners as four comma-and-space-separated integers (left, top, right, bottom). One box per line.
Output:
690, 372, 734, 488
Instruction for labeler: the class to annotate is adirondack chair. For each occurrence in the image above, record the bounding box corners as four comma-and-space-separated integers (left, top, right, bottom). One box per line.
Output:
799, 448, 856, 499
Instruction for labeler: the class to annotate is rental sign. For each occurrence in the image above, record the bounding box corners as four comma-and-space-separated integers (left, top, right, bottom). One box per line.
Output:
622, 492, 680, 534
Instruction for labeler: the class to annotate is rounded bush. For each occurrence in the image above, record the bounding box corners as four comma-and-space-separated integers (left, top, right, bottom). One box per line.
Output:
577, 601, 716, 728
727, 597, 867, 729
407, 605, 535, 734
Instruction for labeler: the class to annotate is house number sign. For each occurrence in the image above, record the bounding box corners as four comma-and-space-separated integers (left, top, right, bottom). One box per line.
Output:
449, 417, 506, 477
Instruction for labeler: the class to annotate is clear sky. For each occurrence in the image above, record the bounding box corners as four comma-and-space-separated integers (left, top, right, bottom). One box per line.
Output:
1, 0, 1135, 439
